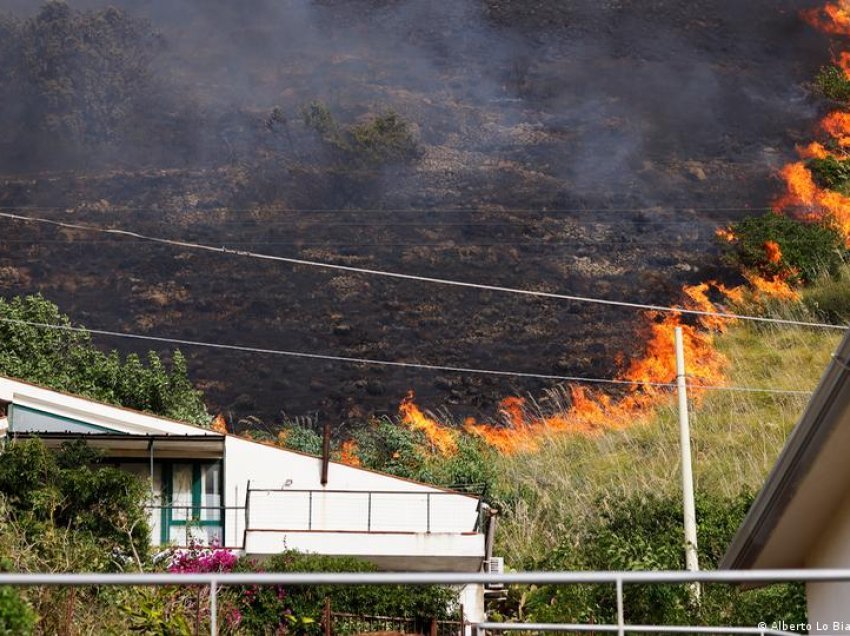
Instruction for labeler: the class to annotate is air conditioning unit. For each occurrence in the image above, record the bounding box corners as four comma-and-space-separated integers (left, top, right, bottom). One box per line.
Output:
484, 556, 504, 590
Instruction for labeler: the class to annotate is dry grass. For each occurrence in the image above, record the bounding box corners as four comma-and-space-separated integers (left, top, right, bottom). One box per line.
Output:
493, 320, 842, 567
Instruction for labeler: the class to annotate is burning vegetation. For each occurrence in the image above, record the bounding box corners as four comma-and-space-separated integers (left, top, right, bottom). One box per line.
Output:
333, 0, 850, 463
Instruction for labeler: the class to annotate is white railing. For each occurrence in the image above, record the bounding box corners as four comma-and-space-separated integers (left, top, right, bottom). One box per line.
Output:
246, 488, 482, 534
1, 569, 842, 636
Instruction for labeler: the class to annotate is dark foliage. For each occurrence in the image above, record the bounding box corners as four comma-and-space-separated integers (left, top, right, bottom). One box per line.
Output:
239, 551, 456, 629
809, 155, 850, 194
0, 1, 199, 170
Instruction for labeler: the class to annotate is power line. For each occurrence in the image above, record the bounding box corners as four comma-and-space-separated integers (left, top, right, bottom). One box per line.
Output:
0, 317, 815, 396
0, 204, 773, 215
0, 210, 844, 331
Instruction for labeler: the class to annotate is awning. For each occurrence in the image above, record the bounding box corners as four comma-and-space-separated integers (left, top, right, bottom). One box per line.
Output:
10, 432, 225, 459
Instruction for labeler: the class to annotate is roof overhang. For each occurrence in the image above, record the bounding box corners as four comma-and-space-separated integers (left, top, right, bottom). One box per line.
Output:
10, 432, 225, 459
722, 327, 850, 570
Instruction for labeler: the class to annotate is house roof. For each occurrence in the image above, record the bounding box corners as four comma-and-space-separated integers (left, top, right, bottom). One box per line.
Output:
721, 327, 850, 570
0, 374, 481, 499
0, 374, 221, 438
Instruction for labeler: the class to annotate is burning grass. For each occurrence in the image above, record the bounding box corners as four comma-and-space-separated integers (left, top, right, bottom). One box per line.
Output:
493, 315, 842, 566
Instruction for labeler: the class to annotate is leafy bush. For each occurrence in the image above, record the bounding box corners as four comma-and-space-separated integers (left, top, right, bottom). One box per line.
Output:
510, 491, 805, 627
301, 101, 419, 167
278, 425, 324, 456
260, 551, 456, 624
814, 65, 850, 102
809, 155, 850, 194
0, 587, 35, 636
720, 213, 846, 283
0, 439, 150, 563
348, 112, 420, 165
0, 294, 209, 425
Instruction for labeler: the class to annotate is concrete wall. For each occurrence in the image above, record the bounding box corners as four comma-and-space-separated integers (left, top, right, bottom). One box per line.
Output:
806, 487, 850, 634
223, 436, 483, 560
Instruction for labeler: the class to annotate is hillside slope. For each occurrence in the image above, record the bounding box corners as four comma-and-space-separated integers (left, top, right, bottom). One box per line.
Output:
494, 311, 842, 566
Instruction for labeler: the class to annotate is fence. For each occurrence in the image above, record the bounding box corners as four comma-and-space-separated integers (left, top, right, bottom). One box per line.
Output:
1, 569, 846, 636
326, 598, 465, 636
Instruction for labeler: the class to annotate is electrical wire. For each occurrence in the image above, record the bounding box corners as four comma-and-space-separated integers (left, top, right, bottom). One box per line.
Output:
0, 317, 815, 396
0, 210, 844, 331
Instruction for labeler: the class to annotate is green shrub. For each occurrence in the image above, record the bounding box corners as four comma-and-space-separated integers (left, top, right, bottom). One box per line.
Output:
0, 439, 150, 564
348, 112, 419, 165
720, 212, 846, 283
261, 551, 456, 623
353, 417, 431, 481
0, 294, 209, 425
0, 587, 35, 636
814, 65, 850, 103
809, 155, 850, 194
279, 425, 323, 456
802, 266, 850, 322
301, 101, 419, 167
514, 491, 805, 627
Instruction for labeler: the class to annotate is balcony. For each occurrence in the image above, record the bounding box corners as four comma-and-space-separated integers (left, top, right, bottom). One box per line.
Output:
242, 488, 486, 571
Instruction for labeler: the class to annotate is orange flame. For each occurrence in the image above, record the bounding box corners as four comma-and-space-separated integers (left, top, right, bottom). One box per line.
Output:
399, 391, 459, 455
802, 2, 850, 36
798, 142, 831, 160
744, 272, 801, 302
822, 111, 850, 147
339, 440, 361, 466
763, 240, 782, 264
210, 413, 227, 433
715, 226, 737, 242
453, 282, 734, 453
776, 161, 850, 242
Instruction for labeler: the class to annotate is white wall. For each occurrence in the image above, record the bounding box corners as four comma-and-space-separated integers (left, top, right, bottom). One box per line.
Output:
223, 436, 482, 553
806, 487, 850, 634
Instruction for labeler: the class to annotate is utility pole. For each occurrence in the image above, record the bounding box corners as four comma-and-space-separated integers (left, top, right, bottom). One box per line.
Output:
675, 326, 700, 602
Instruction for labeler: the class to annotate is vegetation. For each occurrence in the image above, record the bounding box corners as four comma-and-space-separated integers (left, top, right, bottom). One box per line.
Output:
0, 294, 209, 425
252, 551, 455, 624
808, 154, 850, 194
720, 212, 846, 283
813, 65, 850, 103
302, 101, 420, 167
0, 438, 152, 634
497, 491, 804, 626
0, 1, 162, 167
494, 319, 839, 566
803, 264, 850, 322
0, 439, 150, 564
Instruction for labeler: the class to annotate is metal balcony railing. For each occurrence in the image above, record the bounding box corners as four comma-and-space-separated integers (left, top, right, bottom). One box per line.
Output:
245, 488, 482, 534
0, 569, 843, 636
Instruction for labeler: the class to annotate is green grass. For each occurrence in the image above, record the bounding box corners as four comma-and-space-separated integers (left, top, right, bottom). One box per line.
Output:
493, 321, 842, 567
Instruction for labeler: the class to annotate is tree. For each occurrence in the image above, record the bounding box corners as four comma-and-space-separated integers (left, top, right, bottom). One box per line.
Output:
0, 294, 209, 425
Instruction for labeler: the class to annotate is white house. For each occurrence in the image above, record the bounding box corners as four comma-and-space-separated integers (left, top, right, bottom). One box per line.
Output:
722, 328, 850, 632
0, 375, 491, 621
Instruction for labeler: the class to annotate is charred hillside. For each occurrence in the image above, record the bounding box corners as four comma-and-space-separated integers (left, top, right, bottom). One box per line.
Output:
0, 0, 830, 431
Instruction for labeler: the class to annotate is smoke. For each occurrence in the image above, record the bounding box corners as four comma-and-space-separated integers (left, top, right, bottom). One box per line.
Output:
0, 0, 825, 195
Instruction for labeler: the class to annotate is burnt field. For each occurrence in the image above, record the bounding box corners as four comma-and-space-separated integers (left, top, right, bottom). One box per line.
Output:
0, 0, 831, 431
